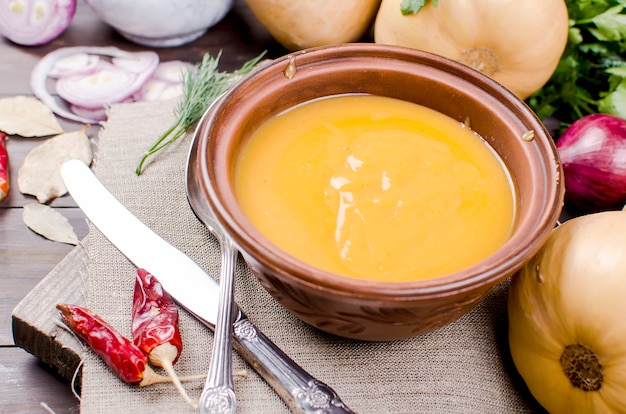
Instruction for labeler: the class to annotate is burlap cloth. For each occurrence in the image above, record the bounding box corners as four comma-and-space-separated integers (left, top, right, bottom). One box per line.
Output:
73, 98, 544, 413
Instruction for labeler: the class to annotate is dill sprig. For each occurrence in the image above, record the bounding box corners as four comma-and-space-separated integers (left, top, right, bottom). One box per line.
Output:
135, 50, 266, 175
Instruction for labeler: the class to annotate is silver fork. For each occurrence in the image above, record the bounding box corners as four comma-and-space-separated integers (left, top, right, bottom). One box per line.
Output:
185, 104, 357, 414
186, 124, 237, 413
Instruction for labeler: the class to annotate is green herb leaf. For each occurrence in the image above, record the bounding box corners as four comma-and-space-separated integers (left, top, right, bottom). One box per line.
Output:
135, 51, 266, 175
597, 76, 626, 114
401, 0, 426, 15
400, 0, 438, 15
526, 0, 626, 134
591, 5, 626, 40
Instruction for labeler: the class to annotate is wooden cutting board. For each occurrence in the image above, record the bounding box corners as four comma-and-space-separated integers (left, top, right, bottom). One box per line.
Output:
12, 245, 87, 385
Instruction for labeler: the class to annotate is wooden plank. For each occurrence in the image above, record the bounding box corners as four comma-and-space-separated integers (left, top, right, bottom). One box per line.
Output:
0, 208, 88, 344
11, 245, 87, 383
0, 346, 79, 413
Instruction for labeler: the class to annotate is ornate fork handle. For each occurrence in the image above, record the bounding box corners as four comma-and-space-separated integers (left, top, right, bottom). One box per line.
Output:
232, 313, 356, 414
199, 237, 238, 414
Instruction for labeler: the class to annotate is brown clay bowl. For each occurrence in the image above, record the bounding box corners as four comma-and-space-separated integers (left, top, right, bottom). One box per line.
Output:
191, 43, 564, 341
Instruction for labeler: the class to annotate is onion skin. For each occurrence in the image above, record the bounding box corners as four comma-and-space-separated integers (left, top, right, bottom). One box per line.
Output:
556, 114, 626, 212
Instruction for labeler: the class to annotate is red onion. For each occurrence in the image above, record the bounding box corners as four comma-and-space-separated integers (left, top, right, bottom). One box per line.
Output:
31, 47, 186, 123
151, 60, 193, 83
56, 59, 158, 109
0, 0, 76, 46
557, 113, 626, 212
132, 60, 189, 101
47, 53, 100, 78
111, 51, 160, 75
69, 104, 108, 122
133, 78, 184, 102
31, 46, 138, 123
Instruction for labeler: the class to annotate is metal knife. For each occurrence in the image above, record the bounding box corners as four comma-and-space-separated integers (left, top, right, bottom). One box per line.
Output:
60, 159, 355, 414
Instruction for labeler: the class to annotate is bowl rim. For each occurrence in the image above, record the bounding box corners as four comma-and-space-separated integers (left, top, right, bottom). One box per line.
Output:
193, 43, 564, 299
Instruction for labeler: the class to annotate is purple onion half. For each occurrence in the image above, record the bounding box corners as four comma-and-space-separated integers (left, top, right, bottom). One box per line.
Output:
557, 113, 626, 212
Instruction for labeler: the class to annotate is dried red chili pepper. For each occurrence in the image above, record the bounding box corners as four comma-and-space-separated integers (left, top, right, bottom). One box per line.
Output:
0, 132, 9, 202
57, 303, 158, 385
132, 269, 195, 407
132, 268, 183, 364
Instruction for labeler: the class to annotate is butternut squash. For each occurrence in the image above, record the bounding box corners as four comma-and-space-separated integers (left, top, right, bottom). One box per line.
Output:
508, 210, 626, 413
244, 0, 381, 51
374, 0, 569, 99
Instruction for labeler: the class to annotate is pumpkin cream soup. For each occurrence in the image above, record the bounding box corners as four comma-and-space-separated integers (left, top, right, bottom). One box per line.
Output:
233, 94, 515, 282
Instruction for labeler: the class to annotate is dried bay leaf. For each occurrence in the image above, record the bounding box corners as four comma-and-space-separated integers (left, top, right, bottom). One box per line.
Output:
0, 95, 64, 137
22, 203, 79, 245
18, 126, 93, 203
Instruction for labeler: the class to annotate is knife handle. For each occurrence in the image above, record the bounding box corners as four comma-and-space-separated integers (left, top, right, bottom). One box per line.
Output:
232, 312, 355, 414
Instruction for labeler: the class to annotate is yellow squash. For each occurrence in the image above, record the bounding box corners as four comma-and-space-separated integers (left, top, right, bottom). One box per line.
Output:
245, 0, 381, 51
374, 0, 569, 99
508, 210, 626, 413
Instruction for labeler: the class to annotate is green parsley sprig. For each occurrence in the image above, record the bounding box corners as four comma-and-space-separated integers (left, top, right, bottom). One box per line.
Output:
136, 51, 266, 175
526, 0, 626, 132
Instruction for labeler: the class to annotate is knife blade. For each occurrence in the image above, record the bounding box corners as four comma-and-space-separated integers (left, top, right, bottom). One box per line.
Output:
60, 159, 355, 414
61, 159, 219, 324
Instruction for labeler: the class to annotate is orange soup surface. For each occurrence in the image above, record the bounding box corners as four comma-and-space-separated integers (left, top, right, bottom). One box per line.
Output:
233, 94, 515, 282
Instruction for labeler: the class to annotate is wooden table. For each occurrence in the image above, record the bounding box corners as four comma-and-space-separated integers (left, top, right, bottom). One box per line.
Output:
0, 2, 278, 412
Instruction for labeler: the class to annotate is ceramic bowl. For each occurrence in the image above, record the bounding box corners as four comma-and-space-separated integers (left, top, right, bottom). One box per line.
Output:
84, 0, 233, 47
191, 44, 564, 341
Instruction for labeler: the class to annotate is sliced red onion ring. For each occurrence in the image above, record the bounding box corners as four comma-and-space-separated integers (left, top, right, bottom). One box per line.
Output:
32, 47, 186, 124
159, 83, 184, 100
0, 0, 76, 46
151, 60, 193, 84
70, 104, 107, 122
31, 46, 137, 123
133, 60, 188, 101
111, 51, 160, 74
133, 78, 168, 102
56, 60, 147, 109
133, 78, 184, 102
47, 53, 100, 78
70, 95, 136, 121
